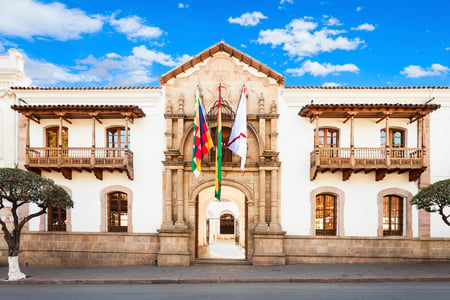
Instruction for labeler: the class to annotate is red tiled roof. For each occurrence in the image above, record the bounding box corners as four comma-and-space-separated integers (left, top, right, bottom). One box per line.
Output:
11, 86, 160, 90
158, 41, 285, 86
11, 104, 146, 120
299, 103, 441, 119
285, 86, 450, 89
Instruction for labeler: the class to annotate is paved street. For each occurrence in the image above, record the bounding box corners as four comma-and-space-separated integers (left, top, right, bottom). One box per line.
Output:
1, 282, 450, 300
1, 262, 450, 285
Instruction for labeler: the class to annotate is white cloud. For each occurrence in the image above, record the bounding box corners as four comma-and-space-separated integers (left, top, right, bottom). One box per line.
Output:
286, 60, 359, 77
178, 3, 189, 9
400, 64, 449, 78
131, 45, 191, 67
322, 82, 342, 87
445, 47, 450, 51
257, 18, 363, 58
0, 38, 17, 53
0, 0, 103, 41
109, 14, 163, 41
356, 7, 363, 12
228, 12, 267, 27
24, 55, 101, 85
21, 45, 191, 86
280, 0, 294, 3
324, 16, 342, 26
351, 23, 375, 31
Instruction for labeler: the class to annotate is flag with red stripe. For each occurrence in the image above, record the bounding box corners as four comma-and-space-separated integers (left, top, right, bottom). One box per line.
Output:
228, 85, 247, 172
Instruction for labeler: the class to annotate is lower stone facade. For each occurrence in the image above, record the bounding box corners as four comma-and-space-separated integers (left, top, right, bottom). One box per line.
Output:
0, 232, 160, 266
284, 236, 450, 264
1, 232, 449, 266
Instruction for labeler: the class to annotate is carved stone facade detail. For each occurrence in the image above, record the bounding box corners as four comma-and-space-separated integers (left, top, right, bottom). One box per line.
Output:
159, 43, 284, 265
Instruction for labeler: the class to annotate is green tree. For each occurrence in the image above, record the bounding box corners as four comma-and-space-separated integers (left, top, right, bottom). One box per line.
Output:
0, 168, 73, 280
411, 179, 450, 226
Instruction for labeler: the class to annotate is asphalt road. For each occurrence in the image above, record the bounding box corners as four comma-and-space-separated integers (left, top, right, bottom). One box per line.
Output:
1, 282, 450, 300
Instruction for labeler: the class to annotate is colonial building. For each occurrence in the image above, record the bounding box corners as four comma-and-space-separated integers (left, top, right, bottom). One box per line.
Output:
1, 42, 449, 266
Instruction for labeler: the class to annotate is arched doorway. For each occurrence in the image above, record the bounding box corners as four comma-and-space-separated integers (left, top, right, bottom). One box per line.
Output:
196, 186, 247, 260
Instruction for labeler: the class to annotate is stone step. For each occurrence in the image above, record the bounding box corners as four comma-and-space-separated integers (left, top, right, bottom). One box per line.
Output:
194, 258, 251, 265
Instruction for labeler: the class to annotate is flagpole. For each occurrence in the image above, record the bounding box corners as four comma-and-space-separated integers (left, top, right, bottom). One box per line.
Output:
215, 83, 222, 201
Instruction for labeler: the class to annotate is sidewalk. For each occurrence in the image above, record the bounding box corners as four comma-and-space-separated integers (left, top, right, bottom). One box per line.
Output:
1, 262, 450, 285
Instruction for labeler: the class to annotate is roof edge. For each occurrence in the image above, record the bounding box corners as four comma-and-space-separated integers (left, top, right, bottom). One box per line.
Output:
158, 41, 285, 86
11, 86, 161, 90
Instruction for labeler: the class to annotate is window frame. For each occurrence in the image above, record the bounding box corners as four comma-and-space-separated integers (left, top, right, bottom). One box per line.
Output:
47, 206, 67, 232
107, 191, 128, 232
377, 188, 412, 238
315, 193, 337, 236
316, 127, 340, 147
380, 128, 405, 148
310, 187, 345, 237
100, 185, 133, 233
382, 195, 404, 236
106, 126, 131, 149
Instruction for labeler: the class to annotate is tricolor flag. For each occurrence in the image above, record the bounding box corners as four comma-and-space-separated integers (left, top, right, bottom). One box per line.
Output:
192, 87, 214, 178
228, 86, 247, 172
215, 85, 222, 201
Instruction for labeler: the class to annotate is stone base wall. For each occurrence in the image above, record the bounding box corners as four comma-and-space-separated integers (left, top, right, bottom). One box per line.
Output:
0, 232, 160, 266
284, 236, 450, 264
1, 233, 449, 266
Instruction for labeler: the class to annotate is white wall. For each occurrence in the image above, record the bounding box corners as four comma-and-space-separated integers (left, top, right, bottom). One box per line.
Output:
429, 91, 450, 237
279, 88, 436, 237
18, 88, 165, 234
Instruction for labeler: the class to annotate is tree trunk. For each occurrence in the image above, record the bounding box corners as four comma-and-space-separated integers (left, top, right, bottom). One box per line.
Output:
8, 256, 26, 281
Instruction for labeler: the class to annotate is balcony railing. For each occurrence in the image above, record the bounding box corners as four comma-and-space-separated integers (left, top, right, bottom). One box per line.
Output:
25, 147, 134, 180
310, 147, 426, 181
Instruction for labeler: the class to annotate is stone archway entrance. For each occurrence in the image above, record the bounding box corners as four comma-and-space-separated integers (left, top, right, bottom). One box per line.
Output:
158, 42, 286, 266
195, 186, 247, 260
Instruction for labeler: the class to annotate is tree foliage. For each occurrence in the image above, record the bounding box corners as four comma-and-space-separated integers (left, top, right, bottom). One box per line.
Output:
411, 179, 450, 226
0, 168, 73, 256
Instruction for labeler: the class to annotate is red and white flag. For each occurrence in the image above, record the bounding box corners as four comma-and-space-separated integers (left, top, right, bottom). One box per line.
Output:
227, 86, 247, 172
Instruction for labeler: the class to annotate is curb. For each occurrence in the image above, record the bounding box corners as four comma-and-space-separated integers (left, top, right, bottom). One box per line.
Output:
1, 277, 450, 285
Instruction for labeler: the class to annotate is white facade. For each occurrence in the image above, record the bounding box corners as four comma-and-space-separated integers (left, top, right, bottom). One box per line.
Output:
0, 45, 449, 267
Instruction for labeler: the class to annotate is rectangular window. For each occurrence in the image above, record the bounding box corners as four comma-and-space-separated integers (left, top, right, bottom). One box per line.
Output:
316, 193, 337, 236
383, 195, 403, 236
47, 206, 67, 232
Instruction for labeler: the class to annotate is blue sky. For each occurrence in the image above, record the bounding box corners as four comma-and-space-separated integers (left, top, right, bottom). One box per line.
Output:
0, 0, 448, 87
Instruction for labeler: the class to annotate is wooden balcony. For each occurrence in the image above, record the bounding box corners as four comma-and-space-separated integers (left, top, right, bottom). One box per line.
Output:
310, 147, 426, 181
26, 147, 134, 180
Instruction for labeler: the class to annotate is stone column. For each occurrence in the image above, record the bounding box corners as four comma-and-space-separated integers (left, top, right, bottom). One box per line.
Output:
418, 115, 431, 238
163, 169, 173, 227
175, 167, 186, 228
269, 169, 281, 231
255, 169, 267, 230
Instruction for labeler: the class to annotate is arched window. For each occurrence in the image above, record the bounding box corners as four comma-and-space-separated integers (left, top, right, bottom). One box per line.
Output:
210, 127, 232, 162
47, 206, 67, 232
220, 213, 235, 234
46, 126, 69, 148
107, 127, 130, 149
316, 127, 339, 147
46, 126, 68, 157
315, 193, 337, 236
380, 128, 405, 148
383, 195, 403, 236
108, 191, 128, 232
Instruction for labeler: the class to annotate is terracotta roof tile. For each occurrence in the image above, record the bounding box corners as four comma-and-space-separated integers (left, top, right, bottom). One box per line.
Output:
285, 86, 449, 89
11, 86, 160, 90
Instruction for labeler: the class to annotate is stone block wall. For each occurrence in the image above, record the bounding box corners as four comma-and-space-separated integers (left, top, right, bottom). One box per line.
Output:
0, 232, 160, 266
284, 236, 450, 264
